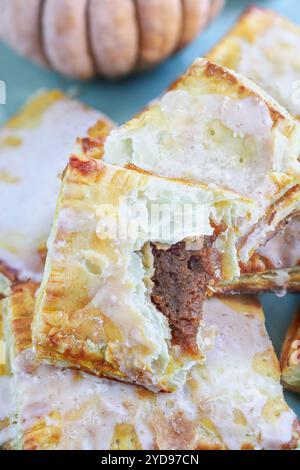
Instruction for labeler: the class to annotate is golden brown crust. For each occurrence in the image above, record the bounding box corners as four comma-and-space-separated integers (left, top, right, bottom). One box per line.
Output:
216, 295, 264, 321
23, 414, 62, 451
0, 91, 113, 285
240, 252, 275, 275
76, 120, 114, 160
203, 61, 285, 127
240, 211, 300, 277
281, 311, 300, 371
69, 154, 101, 177
282, 421, 300, 450
207, 5, 279, 62
10, 282, 39, 355
167, 58, 289, 134
213, 268, 300, 295
280, 310, 300, 393
0, 440, 14, 451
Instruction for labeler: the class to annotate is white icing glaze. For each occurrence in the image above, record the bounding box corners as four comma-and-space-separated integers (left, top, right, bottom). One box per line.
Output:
199, 298, 296, 450
258, 216, 300, 269
103, 58, 300, 274
0, 95, 109, 280
237, 25, 300, 117
239, 188, 300, 263
13, 298, 297, 450
105, 91, 279, 203
0, 375, 15, 447
45, 163, 235, 390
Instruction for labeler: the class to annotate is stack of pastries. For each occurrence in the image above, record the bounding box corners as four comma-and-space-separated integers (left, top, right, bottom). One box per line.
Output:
0, 6, 300, 450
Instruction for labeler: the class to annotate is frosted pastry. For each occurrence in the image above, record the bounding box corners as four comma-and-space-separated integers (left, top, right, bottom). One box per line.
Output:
208, 6, 300, 118
33, 58, 300, 390
33, 153, 257, 391
5, 282, 299, 450
103, 58, 300, 270
0, 90, 113, 289
208, 6, 300, 293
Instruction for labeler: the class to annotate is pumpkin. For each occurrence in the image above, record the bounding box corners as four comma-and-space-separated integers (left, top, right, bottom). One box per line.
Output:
0, 0, 225, 79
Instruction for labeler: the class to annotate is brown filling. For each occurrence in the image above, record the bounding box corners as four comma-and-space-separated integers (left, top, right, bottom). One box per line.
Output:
151, 238, 220, 355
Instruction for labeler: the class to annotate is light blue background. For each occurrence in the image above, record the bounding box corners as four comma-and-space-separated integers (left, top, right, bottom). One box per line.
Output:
0, 0, 299, 419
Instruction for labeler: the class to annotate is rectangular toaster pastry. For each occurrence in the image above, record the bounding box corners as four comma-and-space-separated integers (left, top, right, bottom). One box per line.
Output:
0, 300, 15, 449
102, 57, 300, 273
0, 89, 113, 294
33, 153, 258, 392
6, 282, 300, 450
281, 309, 300, 394
207, 6, 300, 118
207, 7, 300, 293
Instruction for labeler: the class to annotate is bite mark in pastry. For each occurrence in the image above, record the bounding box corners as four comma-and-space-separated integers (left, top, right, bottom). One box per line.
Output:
33, 151, 258, 391
103, 58, 300, 270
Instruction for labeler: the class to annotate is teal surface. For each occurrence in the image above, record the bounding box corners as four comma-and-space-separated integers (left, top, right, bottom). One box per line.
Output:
0, 0, 299, 420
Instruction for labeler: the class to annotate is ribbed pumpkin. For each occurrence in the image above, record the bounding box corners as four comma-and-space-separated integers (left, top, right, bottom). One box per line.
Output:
0, 0, 225, 79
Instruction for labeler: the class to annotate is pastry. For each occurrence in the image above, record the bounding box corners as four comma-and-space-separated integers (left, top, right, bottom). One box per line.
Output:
103, 58, 300, 287
5, 282, 299, 450
33, 152, 255, 391
0, 90, 113, 291
281, 309, 300, 394
208, 7, 300, 293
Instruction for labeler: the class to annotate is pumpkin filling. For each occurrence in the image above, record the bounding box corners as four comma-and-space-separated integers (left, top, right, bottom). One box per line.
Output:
150, 239, 220, 355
